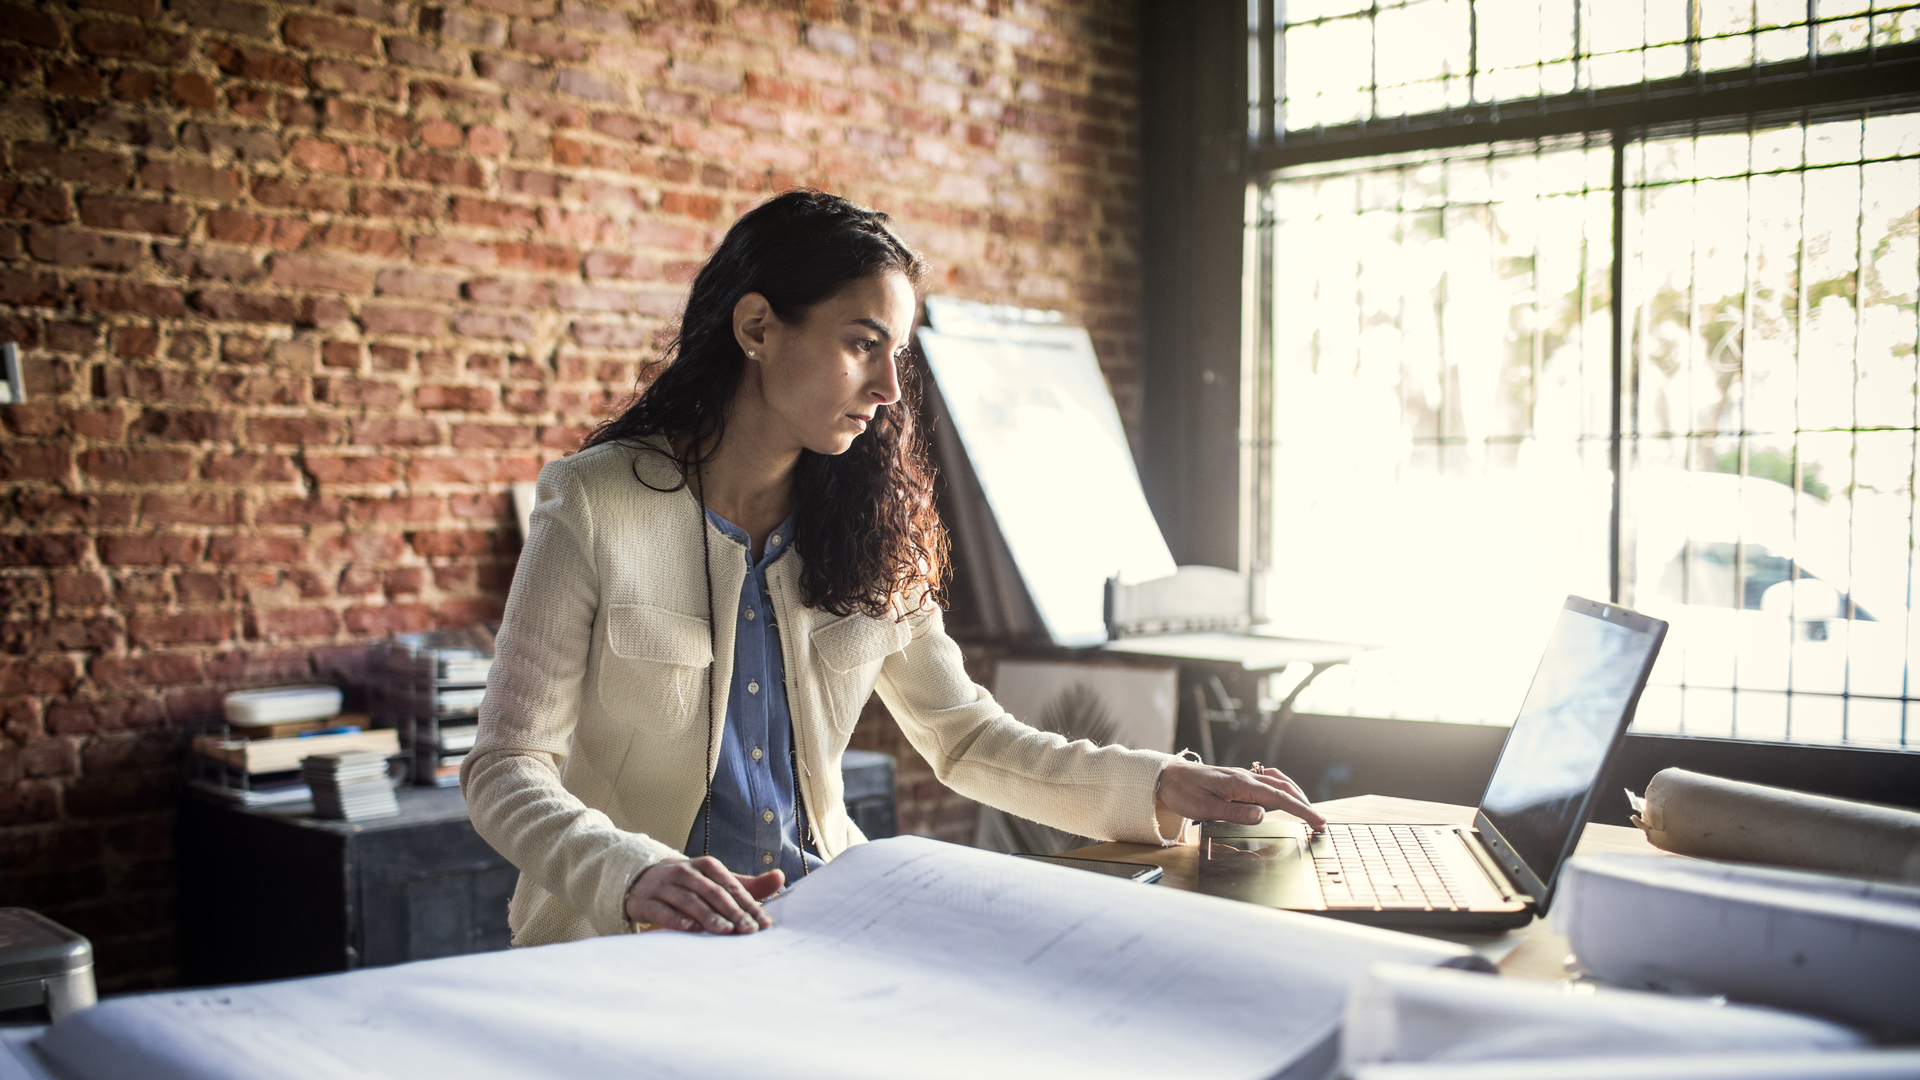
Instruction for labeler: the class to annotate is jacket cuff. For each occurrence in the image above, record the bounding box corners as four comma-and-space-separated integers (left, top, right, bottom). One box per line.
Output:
592, 834, 684, 937
1152, 804, 1191, 846
1149, 755, 1192, 845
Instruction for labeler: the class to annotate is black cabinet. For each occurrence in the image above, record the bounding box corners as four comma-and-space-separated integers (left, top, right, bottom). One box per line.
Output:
177, 751, 897, 987
177, 786, 514, 986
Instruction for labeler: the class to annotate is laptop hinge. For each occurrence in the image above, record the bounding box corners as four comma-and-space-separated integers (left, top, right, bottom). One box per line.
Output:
1461, 827, 1531, 905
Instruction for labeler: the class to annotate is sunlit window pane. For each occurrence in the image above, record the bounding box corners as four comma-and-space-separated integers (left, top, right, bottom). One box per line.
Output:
1865, 111, 1920, 159
1587, 1, 1643, 55
1741, 171, 1804, 437
1647, 0, 1691, 45
1266, 140, 1614, 725
1264, 115, 1920, 750
1753, 125, 1804, 172
1284, 18, 1372, 129
1821, 16, 1873, 51
1699, 0, 1755, 38
1621, 119, 1919, 747
1756, 0, 1806, 29
1817, 0, 1873, 19
1847, 698, 1907, 748
1873, 8, 1920, 46
1645, 42, 1691, 79
1272, 0, 1919, 132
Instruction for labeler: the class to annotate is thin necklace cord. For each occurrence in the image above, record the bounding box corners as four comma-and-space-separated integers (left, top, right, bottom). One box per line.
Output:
693, 455, 717, 860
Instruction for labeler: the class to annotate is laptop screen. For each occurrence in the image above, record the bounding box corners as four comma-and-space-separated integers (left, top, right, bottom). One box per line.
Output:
1479, 599, 1665, 893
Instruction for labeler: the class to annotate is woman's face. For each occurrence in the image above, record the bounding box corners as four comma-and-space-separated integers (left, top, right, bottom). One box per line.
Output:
736, 271, 917, 457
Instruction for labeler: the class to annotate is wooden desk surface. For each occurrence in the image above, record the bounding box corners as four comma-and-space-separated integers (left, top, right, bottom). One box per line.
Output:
1061, 794, 1665, 982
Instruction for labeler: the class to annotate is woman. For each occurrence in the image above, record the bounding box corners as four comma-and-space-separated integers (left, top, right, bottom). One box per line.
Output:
463, 191, 1323, 946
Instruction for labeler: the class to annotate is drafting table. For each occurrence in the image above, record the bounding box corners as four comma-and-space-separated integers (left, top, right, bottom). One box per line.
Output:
1097, 631, 1366, 766
1101, 631, 1365, 671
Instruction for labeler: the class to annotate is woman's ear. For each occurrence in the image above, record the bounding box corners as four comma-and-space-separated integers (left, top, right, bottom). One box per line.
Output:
733, 292, 773, 359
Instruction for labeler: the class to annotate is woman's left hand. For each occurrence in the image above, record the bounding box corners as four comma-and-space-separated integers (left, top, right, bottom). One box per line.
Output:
1154, 759, 1327, 831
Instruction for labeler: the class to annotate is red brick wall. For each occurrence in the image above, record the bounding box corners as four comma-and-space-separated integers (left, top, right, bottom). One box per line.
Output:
0, 0, 1140, 989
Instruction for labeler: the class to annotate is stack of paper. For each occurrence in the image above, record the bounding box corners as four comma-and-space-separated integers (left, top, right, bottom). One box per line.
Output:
1553, 854, 1920, 1039
1341, 962, 1866, 1073
225, 685, 343, 728
194, 728, 399, 775
35, 836, 1482, 1080
1348, 1050, 1920, 1080
303, 751, 398, 821
437, 724, 478, 753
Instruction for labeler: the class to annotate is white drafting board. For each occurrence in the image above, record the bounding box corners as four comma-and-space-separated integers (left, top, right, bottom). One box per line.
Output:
918, 304, 1175, 647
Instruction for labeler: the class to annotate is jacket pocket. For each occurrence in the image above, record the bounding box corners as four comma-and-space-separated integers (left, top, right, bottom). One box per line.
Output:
809, 613, 910, 730
596, 604, 714, 729
605, 603, 714, 665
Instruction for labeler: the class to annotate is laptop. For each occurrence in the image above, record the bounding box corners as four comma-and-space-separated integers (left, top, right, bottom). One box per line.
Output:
1197, 595, 1668, 931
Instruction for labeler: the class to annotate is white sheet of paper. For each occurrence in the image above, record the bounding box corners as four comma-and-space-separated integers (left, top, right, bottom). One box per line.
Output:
1552, 854, 1920, 1039
39, 837, 1477, 1080
1349, 1050, 1920, 1080
0, 1028, 55, 1080
1342, 961, 1866, 1072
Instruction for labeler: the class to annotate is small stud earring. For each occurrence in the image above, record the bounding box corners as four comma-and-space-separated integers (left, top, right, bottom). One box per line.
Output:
747, 349, 756, 358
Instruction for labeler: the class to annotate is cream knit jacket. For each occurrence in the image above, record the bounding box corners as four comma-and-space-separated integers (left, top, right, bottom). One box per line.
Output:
462, 439, 1187, 947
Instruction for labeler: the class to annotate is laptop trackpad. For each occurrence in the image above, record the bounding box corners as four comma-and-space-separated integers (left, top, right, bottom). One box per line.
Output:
1197, 833, 1323, 910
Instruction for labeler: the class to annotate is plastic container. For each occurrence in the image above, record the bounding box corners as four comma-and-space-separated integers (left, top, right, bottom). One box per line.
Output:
0, 908, 95, 1021
223, 685, 344, 728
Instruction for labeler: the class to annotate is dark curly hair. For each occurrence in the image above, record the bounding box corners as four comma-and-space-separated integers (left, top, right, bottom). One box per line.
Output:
582, 190, 947, 618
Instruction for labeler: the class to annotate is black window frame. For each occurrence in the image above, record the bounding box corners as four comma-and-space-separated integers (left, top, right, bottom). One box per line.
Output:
1135, 0, 1920, 800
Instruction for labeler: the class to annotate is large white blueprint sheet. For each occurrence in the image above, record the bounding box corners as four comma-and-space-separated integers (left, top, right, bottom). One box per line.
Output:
36, 837, 1476, 1080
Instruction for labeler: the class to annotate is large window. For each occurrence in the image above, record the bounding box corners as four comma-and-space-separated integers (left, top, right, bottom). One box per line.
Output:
1247, 1, 1920, 750
1268, 0, 1920, 137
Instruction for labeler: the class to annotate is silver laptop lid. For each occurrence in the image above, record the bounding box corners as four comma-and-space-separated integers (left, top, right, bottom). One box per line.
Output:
1473, 596, 1668, 912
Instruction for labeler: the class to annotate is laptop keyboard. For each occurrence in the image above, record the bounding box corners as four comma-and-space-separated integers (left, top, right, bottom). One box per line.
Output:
1313, 823, 1471, 910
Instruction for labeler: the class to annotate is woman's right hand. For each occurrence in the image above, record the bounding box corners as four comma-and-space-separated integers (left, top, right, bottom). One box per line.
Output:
624, 856, 782, 934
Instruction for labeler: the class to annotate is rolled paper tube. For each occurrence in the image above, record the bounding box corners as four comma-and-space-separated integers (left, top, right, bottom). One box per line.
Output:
1639, 768, 1920, 883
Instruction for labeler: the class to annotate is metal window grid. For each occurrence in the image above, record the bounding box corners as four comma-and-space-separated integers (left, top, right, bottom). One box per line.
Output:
1247, 5, 1920, 747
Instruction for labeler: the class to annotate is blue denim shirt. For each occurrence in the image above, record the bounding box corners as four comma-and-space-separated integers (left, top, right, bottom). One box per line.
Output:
682, 510, 822, 882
